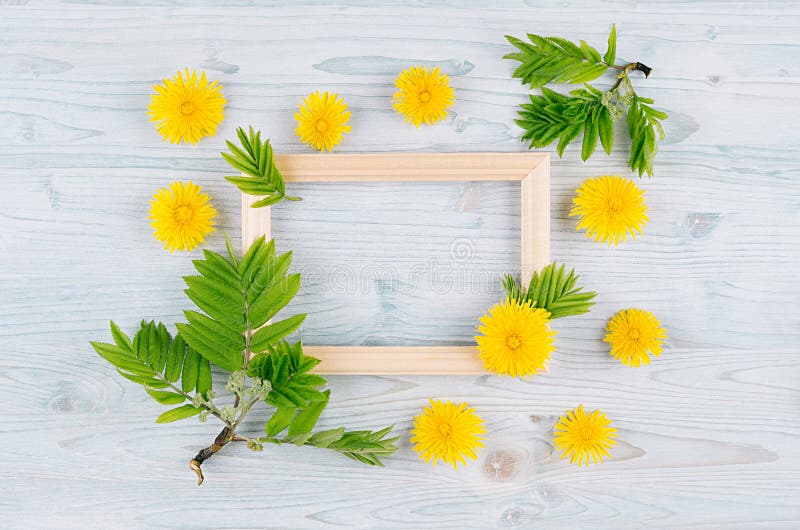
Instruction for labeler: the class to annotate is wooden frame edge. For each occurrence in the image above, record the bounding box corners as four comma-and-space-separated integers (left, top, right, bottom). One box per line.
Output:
242, 153, 550, 374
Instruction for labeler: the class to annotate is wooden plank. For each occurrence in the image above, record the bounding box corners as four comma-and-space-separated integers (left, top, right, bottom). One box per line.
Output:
273, 152, 548, 181
305, 346, 484, 374
521, 153, 550, 285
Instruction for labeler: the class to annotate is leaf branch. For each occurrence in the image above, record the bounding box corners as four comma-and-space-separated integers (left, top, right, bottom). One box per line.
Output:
222, 126, 301, 208
505, 24, 667, 176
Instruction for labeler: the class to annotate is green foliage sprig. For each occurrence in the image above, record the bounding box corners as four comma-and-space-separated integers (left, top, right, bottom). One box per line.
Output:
505, 25, 668, 176
502, 263, 596, 319
222, 126, 301, 207
91, 236, 397, 485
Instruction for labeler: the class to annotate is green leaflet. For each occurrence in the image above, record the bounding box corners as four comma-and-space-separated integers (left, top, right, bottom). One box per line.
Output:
603, 24, 617, 65
502, 263, 597, 319
222, 126, 301, 207
91, 321, 212, 411
156, 404, 203, 424
179, 235, 307, 371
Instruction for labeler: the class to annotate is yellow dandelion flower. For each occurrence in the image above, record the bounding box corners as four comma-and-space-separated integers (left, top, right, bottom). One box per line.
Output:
570, 175, 648, 245
475, 298, 556, 377
553, 405, 617, 466
411, 399, 485, 469
149, 181, 216, 252
604, 308, 667, 367
393, 66, 455, 127
148, 68, 226, 145
294, 91, 351, 151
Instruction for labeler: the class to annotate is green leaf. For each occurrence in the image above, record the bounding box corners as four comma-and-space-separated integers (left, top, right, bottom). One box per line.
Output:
224, 176, 275, 196
93, 321, 213, 400
504, 33, 609, 88
248, 274, 301, 329
183, 310, 246, 354
603, 24, 617, 65
597, 106, 614, 155
288, 390, 330, 437
322, 426, 400, 466
307, 427, 345, 448
250, 314, 307, 353
556, 123, 582, 157
110, 321, 133, 352
180, 241, 305, 373
251, 194, 284, 208
146, 388, 186, 405
265, 407, 295, 437
222, 126, 301, 208
581, 109, 599, 161
155, 404, 203, 424
91, 341, 155, 376
503, 263, 597, 319
176, 322, 242, 372
627, 96, 667, 177
181, 346, 200, 393
514, 87, 604, 160
164, 333, 184, 382
117, 370, 167, 388
197, 357, 212, 397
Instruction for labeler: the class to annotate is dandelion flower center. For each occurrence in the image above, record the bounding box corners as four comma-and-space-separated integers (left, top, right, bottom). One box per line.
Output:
315, 119, 328, 132
411, 399, 485, 469
607, 196, 623, 215
174, 205, 193, 224
418, 90, 431, 103
475, 298, 556, 377
505, 334, 522, 350
180, 101, 196, 116
578, 425, 596, 442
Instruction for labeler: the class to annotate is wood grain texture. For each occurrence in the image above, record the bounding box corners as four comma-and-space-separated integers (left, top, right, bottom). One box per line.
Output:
1, 1, 799, 528
242, 152, 548, 374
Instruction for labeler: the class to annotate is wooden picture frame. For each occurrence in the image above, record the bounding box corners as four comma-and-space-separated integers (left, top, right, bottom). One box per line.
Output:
242, 153, 550, 374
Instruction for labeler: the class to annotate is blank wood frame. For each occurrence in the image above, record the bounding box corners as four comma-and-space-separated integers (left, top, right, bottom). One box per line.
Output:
242, 153, 550, 374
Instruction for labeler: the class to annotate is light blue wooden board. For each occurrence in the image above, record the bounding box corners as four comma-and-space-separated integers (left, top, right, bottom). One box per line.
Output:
1, 2, 799, 528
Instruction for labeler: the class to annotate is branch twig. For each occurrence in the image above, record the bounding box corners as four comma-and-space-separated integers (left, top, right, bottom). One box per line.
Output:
189, 425, 234, 486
